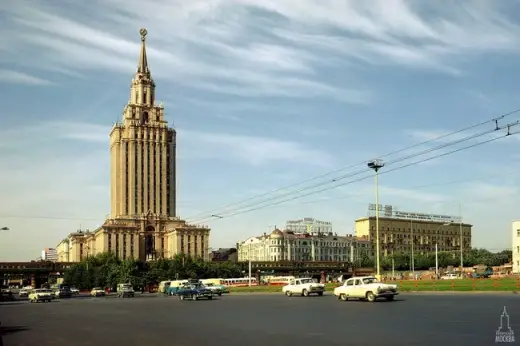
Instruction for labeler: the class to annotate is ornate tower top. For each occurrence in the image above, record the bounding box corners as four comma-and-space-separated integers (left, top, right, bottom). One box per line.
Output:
137, 28, 150, 75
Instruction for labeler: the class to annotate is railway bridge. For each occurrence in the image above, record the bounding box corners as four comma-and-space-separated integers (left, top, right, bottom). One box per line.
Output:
0, 261, 74, 287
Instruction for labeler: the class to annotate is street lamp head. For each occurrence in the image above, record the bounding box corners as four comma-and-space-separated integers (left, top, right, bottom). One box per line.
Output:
0, 227, 9, 231
367, 159, 384, 171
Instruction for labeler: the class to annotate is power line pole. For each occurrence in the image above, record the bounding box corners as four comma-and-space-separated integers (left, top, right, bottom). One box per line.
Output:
410, 219, 414, 275
368, 159, 384, 280
459, 203, 463, 277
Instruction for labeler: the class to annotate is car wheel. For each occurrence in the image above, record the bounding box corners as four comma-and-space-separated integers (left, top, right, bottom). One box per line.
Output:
366, 291, 376, 302
208, 295, 213, 300
285, 290, 292, 297
218, 292, 222, 296
302, 289, 309, 297
386, 295, 394, 301
339, 294, 348, 301
317, 292, 323, 296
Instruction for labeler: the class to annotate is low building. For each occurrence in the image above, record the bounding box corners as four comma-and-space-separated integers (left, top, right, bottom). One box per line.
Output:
355, 213, 472, 257
237, 229, 371, 262
512, 220, 520, 274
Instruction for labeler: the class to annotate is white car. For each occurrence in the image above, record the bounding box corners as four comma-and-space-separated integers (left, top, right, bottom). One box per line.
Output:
440, 273, 461, 280
282, 278, 325, 297
333, 276, 398, 302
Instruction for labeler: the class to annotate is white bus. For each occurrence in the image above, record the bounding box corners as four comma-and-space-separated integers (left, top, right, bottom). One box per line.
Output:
267, 276, 295, 285
221, 277, 258, 287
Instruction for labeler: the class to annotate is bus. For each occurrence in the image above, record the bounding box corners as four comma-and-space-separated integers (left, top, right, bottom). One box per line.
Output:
266, 276, 295, 286
221, 277, 258, 287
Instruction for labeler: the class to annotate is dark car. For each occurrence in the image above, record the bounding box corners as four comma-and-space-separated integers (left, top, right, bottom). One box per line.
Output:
0, 289, 15, 301
177, 283, 213, 301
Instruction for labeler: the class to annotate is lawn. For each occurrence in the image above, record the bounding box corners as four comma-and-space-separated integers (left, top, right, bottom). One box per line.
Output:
229, 278, 520, 293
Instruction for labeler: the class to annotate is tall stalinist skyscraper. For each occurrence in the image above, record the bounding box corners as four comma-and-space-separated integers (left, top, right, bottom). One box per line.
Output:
56, 29, 210, 262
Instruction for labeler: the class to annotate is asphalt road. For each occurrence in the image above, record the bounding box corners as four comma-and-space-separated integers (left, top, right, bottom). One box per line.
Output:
1, 292, 518, 346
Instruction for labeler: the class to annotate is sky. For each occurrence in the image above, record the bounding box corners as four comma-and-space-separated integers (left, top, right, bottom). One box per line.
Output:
1, 0, 520, 261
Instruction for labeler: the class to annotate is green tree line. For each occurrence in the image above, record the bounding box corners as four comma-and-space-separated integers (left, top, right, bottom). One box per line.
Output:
354, 248, 512, 271
63, 253, 244, 290
63, 249, 512, 289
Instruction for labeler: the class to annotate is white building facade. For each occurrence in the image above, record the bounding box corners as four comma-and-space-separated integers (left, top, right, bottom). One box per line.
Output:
237, 229, 371, 262
42, 248, 58, 262
285, 217, 332, 235
513, 220, 520, 274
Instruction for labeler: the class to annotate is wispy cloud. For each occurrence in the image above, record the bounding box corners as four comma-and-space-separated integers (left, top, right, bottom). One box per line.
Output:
4, 0, 519, 102
0, 69, 53, 85
180, 128, 336, 167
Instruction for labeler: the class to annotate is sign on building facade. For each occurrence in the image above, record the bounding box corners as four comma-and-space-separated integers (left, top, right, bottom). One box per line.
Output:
367, 204, 462, 223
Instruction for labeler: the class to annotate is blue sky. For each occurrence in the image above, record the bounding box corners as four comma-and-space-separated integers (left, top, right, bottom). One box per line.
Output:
1, 0, 520, 261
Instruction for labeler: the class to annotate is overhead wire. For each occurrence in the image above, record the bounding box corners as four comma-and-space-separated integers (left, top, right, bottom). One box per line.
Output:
189, 123, 520, 224
184, 108, 520, 221
186, 125, 500, 222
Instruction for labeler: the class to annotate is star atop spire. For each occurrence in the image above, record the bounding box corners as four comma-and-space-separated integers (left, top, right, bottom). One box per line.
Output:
137, 28, 149, 75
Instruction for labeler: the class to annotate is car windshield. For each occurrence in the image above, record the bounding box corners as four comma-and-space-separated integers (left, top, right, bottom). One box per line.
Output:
299, 279, 314, 284
205, 283, 214, 287
362, 278, 379, 284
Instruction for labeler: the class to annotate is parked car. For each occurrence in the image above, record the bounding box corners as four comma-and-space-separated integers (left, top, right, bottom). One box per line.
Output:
0, 289, 15, 301
117, 283, 135, 298
282, 278, 325, 297
440, 273, 461, 280
333, 276, 398, 302
29, 289, 53, 303
70, 287, 80, 295
90, 287, 106, 297
18, 288, 30, 298
177, 283, 213, 301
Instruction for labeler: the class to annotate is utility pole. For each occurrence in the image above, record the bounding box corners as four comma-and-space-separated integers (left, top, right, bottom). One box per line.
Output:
435, 243, 438, 278
410, 219, 414, 275
459, 203, 463, 277
248, 242, 252, 287
368, 159, 384, 280
391, 251, 395, 279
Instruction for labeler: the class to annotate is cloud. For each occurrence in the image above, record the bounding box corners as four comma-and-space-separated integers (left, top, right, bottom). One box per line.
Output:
179, 129, 336, 167
0, 69, 53, 85
4, 0, 519, 103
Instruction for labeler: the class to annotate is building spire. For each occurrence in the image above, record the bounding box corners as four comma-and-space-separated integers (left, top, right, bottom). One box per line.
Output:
137, 28, 149, 75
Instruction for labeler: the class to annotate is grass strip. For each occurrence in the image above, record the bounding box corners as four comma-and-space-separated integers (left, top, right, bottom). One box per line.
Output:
229, 278, 520, 293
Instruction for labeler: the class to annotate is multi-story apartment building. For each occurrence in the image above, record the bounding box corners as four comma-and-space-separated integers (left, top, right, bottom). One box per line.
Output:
237, 229, 372, 262
355, 206, 472, 257
41, 248, 58, 262
285, 217, 333, 235
55, 28, 210, 262
512, 220, 520, 274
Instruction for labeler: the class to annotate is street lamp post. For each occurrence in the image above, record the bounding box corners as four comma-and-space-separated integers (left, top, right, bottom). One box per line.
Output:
248, 242, 252, 287
367, 159, 384, 280
410, 219, 414, 275
459, 204, 463, 277
435, 223, 452, 278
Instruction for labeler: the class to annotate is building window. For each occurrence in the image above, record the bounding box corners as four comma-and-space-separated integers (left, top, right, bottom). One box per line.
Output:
108, 234, 112, 252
